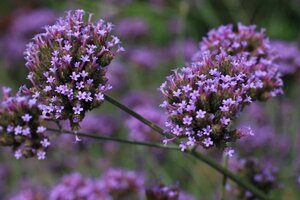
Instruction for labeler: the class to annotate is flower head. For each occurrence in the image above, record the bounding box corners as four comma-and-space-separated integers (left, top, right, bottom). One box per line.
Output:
0, 87, 50, 160
24, 9, 123, 131
160, 51, 281, 149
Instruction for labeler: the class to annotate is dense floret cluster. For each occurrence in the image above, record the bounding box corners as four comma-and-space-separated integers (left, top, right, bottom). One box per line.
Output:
0, 87, 49, 160
160, 24, 283, 150
24, 9, 124, 131
160, 52, 278, 150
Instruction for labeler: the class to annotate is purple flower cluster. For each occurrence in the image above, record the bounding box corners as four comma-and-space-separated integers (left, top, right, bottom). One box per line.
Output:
193, 23, 283, 100
228, 158, 279, 200
0, 87, 49, 160
160, 51, 280, 150
50, 169, 144, 200
160, 24, 283, 150
271, 40, 300, 75
24, 9, 124, 131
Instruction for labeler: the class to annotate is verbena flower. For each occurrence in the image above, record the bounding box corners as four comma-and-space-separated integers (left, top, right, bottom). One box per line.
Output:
160, 51, 280, 150
24, 9, 124, 131
193, 23, 283, 100
228, 157, 279, 200
0, 87, 49, 160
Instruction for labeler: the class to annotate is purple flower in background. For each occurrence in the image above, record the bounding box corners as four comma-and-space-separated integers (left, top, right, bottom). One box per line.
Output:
271, 40, 300, 75
49, 173, 110, 200
168, 39, 198, 61
146, 182, 196, 200
127, 47, 160, 69
228, 157, 279, 200
0, 9, 57, 66
9, 188, 47, 200
193, 23, 283, 100
24, 9, 123, 131
116, 18, 149, 39
80, 113, 118, 136
99, 169, 145, 199
125, 106, 166, 141
123, 91, 155, 108
106, 61, 128, 90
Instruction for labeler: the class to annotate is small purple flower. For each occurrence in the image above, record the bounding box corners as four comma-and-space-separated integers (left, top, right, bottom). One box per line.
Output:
203, 137, 213, 147
73, 104, 83, 115
22, 113, 32, 122
40, 139, 51, 147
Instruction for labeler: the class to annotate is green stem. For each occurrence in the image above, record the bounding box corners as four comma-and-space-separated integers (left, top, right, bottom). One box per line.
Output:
47, 128, 179, 151
104, 94, 270, 200
221, 154, 229, 200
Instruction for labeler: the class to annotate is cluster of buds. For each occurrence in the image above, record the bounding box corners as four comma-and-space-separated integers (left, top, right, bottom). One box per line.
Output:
160, 52, 275, 150
0, 87, 49, 160
228, 158, 279, 200
193, 23, 283, 100
24, 9, 124, 131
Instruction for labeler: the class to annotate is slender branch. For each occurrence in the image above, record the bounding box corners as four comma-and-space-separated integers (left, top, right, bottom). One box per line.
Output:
47, 127, 179, 151
221, 154, 229, 200
104, 94, 172, 138
104, 94, 271, 200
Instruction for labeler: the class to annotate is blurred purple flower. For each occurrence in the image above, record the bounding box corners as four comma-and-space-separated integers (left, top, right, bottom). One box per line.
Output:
271, 40, 300, 75
107, 61, 128, 90
123, 91, 155, 108
49, 173, 110, 200
228, 157, 279, 200
99, 169, 145, 199
125, 106, 166, 141
146, 182, 196, 200
80, 113, 118, 136
0, 9, 57, 66
168, 39, 198, 61
116, 18, 149, 39
127, 47, 161, 69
